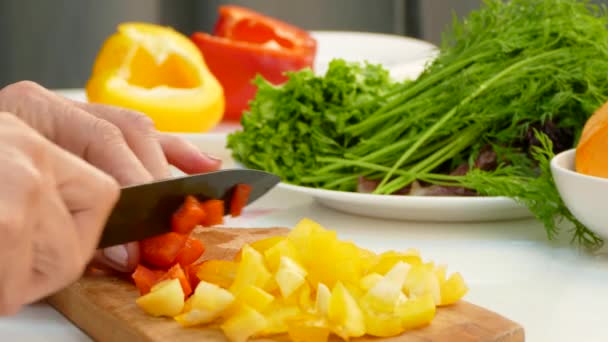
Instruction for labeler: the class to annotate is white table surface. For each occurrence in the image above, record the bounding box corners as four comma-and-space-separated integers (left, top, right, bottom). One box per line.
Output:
2, 89, 608, 342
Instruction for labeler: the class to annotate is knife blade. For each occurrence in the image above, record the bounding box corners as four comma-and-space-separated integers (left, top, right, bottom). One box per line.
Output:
97, 169, 281, 249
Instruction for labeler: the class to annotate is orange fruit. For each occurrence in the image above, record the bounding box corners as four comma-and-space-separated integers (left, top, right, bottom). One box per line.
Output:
576, 100, 608, 178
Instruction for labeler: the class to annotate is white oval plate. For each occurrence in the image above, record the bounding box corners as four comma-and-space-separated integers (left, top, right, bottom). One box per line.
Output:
310, 30, 438, 80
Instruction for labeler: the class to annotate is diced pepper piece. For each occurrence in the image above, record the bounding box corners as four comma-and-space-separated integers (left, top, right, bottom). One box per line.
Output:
171, 195, 206, 234
275, 256, 307, 299
396, 293, 436, 331
221, 304, 268, 342
131, 264, 163, 295
230, 245, 272, 295
360, 273, 383, 292
361, 262, 409, 313
259, 302, 301, 335
174, 237, 206, 267
233, 285, 274, 313
435, 264, 447, 285
314, 283, 331, 317
135, 279, 185, 317
403, 264, 441, 305
439, 272, 468, 306
140, 232, 188, 268
184, 263, 199, 290
175, 281, 235, 327
230, 183, 252, 217
368, 250, 422, 275
196, 260, 238, 289
364, 310, 404, 337
234, 235, 285, 262
201, 199, 225, 226
264, 239, 300, 272
287, 315, 330, 342
328, 282, 365, 340
157, 263, 192, 297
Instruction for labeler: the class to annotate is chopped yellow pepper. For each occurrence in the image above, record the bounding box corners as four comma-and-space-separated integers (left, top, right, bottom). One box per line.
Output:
135, 279, 184, 317
135, 218, 469, 341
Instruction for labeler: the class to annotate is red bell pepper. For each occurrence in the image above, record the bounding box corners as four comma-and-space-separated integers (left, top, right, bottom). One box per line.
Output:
191, 5, 317, 121
171, 195, 206, 234
157, 263, 193, 297
174, 237, 206, 267
131, 264, 164, 295
201, 199, 225, 226
140, 232, 188, 268
230, 183, 252, 217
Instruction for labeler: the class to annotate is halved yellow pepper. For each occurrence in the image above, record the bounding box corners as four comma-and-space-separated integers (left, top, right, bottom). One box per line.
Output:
86, 22, 225, 132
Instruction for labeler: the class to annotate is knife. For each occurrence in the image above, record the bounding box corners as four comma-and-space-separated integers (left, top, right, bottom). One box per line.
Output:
97, 169, 281, 249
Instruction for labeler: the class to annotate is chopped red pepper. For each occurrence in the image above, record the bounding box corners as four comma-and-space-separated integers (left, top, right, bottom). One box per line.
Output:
157, 263, 192, 297
131, 264, 164, 295
230, 183, 252, 217
191, 5, 317, 121
171, 195, 206, 234
174, 237, 206, 267
185, 262, 205, 290
201, 199, 225, 226
140, 232, 188, 268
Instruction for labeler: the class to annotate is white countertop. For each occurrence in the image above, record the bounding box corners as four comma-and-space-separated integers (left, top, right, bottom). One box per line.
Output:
2, 89, 608, 342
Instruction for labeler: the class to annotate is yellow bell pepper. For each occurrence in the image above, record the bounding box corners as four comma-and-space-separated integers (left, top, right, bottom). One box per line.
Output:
264, 239, 302, 273
396, 293, 436, 331
220, 304, 267, 342
403, 264, 441, 305
229, 244, 272, 295
234, 236, 286, 262
233, 285, 274, 313
86, 22, 225, 132
328, 282, 366, 340
135, 279, 184, 317
196, 260, 238, 289
439, 272, 469, 306
174, 281, 235, 327
287, 315, 331, 342
275, 256, 308, 299
260, 303, 302, 335
368, 250, 422, 275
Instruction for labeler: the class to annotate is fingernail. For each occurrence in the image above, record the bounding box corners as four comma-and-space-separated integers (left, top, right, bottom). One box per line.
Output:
102, 245, 129, 269
201, 152, 221, 162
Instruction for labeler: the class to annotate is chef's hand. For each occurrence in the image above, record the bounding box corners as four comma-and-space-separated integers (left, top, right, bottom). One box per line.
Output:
0, 81, 222, 273
0, 112, 121, 314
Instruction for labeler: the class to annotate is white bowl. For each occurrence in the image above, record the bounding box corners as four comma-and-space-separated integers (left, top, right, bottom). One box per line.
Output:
551, 148, 608, 239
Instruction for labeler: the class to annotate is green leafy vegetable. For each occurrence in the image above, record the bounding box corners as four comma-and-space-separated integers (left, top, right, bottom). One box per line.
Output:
228, 0, 608, 250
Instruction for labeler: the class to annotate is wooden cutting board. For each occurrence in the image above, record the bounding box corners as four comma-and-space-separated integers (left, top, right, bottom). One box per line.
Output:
47, 227, 525, 342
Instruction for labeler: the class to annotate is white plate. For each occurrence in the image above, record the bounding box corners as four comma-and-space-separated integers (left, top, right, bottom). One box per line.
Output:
310, 30, 438, 80
181, 133, 533, 222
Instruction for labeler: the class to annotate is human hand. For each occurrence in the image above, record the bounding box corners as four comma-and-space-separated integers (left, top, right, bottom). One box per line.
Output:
0, 112, 120, 314
0, 81, 222, 272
